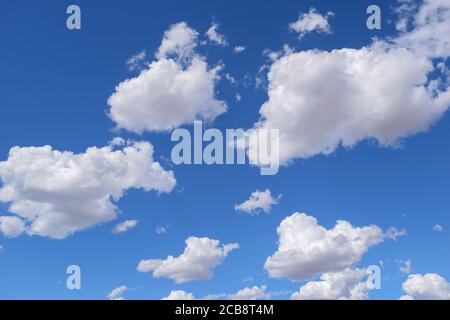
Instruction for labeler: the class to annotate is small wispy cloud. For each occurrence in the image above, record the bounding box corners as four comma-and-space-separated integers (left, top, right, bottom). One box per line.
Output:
205, 21, 228, 46
399, 260, 413, 274
107, 285, 128, 300
155, 225, 169, 235
233, 45, 246, 53
112, 220, 139, 234
126, 50, 147, 71
386, 227, 407, 241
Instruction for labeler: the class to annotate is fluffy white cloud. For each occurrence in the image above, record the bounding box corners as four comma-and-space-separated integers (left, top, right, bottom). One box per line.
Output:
112, 220, 139, 234
107, 285, 128, 300
289, 8, 333, 38
0, 140, 175, 239
264, 213, 384, 281
137, 237, 239, 284
251, 0, 450, 166
291, 268, 370, 300
162, 290, 195, 300
234, 189, 281, 215
228, 285, 270, 300
433, 224, 444, 232
253, 46, 450, 165
108, 22, 227, 133
108, 57, 226, 133
401, 273, 450, 300
0, 216, 26, 238
206, 22, 228, 46
156, 22, 198, 61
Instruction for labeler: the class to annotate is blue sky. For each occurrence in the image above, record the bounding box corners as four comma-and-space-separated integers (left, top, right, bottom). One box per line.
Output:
0, 0, 449, 300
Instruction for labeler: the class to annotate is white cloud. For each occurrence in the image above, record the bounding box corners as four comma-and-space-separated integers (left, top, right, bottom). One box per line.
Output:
126, 50, 146, 71
155, 225, 168, 235
400, 260, 413, 274
401, 273, 450, 300
234, 189, 281, 215
394, 0, 450, 59
251, 0, 450, 166
107, 285, 128, 300
289, 8, 333, 38
433, 224, 444, 232
112, 220, 139, 234
386, 227, 407, 241
156, 22, 198, 61
0, 140, 175, 239
108, 22, 227, 133
291, 268, 370, 300
108, 57, 226, 133
227, 285, 270, 300
233, 46, 246, 54
394, 0, 417, 32
205, 21, 228, 46
225, 73, 236, 84
0, 216, 25, 238
162, 290, 195, 300
202, 293, 227, 300
264, 213, 384, 281
252, 46, 450, 165
137, 237, 239, 284
163, 286, 284, 300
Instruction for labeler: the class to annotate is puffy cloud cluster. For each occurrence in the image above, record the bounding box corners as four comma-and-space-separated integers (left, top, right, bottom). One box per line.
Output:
401, 273, 450, 300
137, 237, 239, 284
234, 189, 281, 215
264, 213, 384, 281
0, 140, 175, 239
251, 0, 450, 166
394, 0, 450, 59
162, 285, 272, 300
291, 268, 370, 300
108, 22, 227, 133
